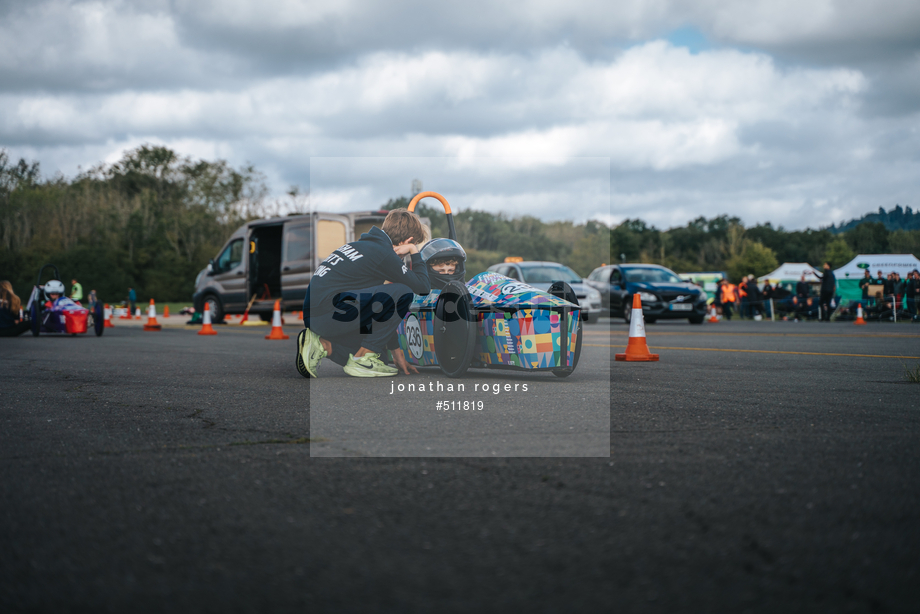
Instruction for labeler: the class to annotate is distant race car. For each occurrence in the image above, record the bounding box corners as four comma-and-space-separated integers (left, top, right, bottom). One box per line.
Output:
25, 265, 104, 337
394, 192, 582, 378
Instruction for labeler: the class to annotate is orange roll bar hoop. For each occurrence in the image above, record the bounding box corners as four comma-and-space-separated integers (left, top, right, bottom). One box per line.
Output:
407, 191, 457, 240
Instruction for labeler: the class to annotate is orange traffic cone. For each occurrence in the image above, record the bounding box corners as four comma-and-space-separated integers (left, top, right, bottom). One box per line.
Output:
135, 307, 142, 320
198, 301, 217, 335
708, 304, 719, 323
119, 305, 131, 319
104, 304, 115, 328
265, 300, 290, 340
615, 294, 659, 362
163, 305, 170, 318
143, 299, 162, 331
854, 303, 866, 325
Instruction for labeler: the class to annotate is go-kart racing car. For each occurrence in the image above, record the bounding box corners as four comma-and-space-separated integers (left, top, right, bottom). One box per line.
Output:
25, 265, 104, 337
394, 192, 582, 378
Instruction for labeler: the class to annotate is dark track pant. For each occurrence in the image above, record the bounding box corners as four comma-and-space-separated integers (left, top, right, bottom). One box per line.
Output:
305, 283, 415, 366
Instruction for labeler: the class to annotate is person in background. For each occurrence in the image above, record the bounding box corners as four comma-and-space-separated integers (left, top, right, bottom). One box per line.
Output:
718, 279, 736, 320
906, 270, 920, 320
813, 262, 836, 322
795, 273, 810, 302
87, 289, 98, 313
70, 278, 83, 304
712, 277, 723, 316
738, 277, 749, 318
0, 280, 31, 337
883, 272, 895, 301
761, 280, 773, 318
859, 269, 872, 306
893, 272, 905, 311
746, 274, 761, 318
128, 287, 136, 316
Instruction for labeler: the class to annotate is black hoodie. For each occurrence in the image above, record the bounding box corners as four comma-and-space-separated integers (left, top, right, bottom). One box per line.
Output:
304, 226, 430, 316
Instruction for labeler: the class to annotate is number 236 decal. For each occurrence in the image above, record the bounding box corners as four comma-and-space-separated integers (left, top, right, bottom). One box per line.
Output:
405, 315, 424, 359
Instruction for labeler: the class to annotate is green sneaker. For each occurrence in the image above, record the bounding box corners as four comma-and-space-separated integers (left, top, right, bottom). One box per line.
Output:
343, 352, 399, 377
296, 328, 326, 378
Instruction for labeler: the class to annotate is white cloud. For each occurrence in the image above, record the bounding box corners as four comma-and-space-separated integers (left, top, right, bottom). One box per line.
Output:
1, 1, 919, 230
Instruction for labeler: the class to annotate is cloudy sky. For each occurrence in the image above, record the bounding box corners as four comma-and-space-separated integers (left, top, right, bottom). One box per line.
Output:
2, 0, 919, 229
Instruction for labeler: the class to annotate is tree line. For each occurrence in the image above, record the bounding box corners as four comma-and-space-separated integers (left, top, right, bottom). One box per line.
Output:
3, 146, 919, 305
1, 146, 269, 303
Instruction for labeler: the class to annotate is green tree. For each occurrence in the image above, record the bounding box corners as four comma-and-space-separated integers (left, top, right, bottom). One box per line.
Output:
726, 241, 778, 282
823, 238, 855, 268
845, 222, 889, 254
888, 230, 920, 258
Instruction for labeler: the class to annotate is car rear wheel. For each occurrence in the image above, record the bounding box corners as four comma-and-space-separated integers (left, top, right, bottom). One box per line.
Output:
93, 302, 105, 336
433, 281, 477, 378
204, 294, 225, 323
622, 304, 631, 324
549, 282, 583, 378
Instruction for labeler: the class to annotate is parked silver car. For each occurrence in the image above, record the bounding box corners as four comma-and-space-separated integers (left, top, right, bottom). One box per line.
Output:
486, 261, 602, 323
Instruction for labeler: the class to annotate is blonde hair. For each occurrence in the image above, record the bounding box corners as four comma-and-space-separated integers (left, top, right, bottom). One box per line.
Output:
381, 208, 426, 246
0, 280, 21, 313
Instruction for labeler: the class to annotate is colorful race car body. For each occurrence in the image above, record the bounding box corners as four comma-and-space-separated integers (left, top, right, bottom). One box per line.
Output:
38, 297, 91, 334
26, 265, 104, 337
396, 271, 581, 372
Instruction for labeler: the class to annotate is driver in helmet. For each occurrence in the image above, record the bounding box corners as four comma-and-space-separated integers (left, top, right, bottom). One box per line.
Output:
43, 280, 66, 308
43, 280, 84, 311
420, 238, 467, 290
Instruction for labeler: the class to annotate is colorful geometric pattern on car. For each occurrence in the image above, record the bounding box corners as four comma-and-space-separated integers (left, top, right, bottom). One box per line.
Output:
396, 272, 580, 369
476, 309, 578, 368
466, 272, 577, 309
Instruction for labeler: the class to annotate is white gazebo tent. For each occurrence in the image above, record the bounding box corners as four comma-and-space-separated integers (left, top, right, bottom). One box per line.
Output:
757, 263, 821, 284
834, 254, 920, 302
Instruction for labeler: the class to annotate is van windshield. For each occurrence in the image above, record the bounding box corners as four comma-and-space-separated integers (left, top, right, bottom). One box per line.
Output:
621, 266, 682, 283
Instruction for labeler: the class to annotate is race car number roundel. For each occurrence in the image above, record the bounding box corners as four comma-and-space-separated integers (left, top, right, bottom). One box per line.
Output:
500, 282, 532, 295
405, 314, 424, 359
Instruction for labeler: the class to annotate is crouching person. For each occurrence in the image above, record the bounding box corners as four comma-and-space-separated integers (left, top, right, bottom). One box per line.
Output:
297, 209, 430, 378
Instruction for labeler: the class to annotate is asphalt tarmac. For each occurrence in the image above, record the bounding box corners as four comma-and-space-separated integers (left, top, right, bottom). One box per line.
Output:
2, 317, 919, 612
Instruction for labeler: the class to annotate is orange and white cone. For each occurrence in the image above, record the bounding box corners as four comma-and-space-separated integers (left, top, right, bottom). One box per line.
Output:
265, 300, 290, 340
854, 303, 866, 325
198, 301, 218, 335
163, 305, 170, 318
135, 307, 142, 319
708, 304, 719, 323
104, 304, 115, 328
615, 294, 659, 362
143, 299, 162, 331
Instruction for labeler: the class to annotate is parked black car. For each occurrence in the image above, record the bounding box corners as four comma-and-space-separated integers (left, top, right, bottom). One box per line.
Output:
586, 264, 707, 324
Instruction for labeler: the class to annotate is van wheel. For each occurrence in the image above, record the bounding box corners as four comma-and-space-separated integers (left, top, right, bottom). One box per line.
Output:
205, 294, 225, 323
259, 312, 273, 322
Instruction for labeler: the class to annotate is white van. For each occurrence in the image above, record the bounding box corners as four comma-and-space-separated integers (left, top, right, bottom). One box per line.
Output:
193, 210, 427, 322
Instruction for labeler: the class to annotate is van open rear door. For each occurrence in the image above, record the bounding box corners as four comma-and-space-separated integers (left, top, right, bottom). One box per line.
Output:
280, 213, 352, 311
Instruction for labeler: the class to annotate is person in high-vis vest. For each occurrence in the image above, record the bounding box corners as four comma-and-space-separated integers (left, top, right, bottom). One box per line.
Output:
719, 279, 737, 320
70, 278, 83, 304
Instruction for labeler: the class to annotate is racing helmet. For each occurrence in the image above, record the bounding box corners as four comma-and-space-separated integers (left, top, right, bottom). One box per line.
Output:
44, 279, 65, 297
420, 238, 467, 289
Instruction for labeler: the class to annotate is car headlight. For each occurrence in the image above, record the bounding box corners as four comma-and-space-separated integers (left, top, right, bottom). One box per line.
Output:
637, 292, 657, 303
587, 289, 600, 302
